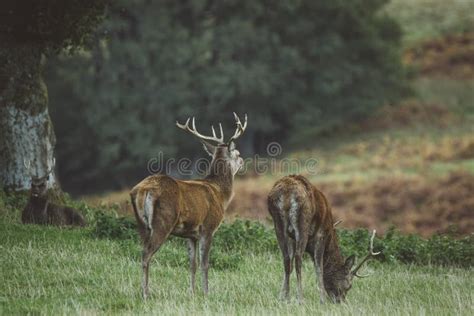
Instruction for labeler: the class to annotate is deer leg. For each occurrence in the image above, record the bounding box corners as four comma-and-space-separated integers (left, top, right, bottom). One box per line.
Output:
199, 233, 213, 295
295, 234, 308, 304
288, 238, 295, 274
188, 238, 198, 295
280, 240, 292, 301
314, 234, 326, 304
141, 245, 154, 300
271, 212, 292, 301
141, 239, 166, 300
141, 219, 174, 300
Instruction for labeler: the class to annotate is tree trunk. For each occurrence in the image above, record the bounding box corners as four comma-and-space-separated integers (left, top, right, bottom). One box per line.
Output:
0, 45, 57, 191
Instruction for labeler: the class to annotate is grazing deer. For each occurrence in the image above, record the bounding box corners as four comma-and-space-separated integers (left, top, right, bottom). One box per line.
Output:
267, 174, 380, 303
22, 159, 86, 227
130, 113, 247, 299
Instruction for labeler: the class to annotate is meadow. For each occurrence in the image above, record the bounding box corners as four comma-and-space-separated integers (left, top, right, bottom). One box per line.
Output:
1, 216, 473, 315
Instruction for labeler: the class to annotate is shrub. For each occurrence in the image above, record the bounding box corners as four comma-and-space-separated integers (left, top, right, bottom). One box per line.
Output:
352, 226, 473, 268
90, 213, 473, 269
424, 234, 473, 267
0, 191, 28, 214
213, 220, 278, 254
91, 210, 138, 240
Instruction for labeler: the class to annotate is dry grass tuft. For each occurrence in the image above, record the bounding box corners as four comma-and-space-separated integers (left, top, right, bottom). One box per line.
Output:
404, 32, 474, 79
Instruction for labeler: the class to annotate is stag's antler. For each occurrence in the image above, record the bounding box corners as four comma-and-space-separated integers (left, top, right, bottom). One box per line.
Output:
227, 112, 247, 145
351, 229, 381, 278
176, 117, 225, 144
333, 219, 343, 227
176, 113, 247, 146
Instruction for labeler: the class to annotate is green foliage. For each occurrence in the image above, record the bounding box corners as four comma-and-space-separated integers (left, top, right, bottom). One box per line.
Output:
382, 227, 474, 268
213, 220, 278, 254
0, 0, 108, 53
4, 189, 469, 269
91, 210, 138, 240
340, 227, 474, 268
90, 213, 473, 269
0, 190, 472, 269
47, 0, 409, 193
0, 190, 27, 223
0, 190, 28, 213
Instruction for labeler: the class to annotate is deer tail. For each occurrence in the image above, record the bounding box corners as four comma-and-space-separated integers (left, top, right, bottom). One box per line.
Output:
143, 192, 154, 235
132, 190, 155, 238
288, 193, 301, 241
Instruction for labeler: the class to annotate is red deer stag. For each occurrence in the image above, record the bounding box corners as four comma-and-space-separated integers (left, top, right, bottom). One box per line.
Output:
268, 174, 380, 303
130, 113, 247, 299
22, 159, 86, 227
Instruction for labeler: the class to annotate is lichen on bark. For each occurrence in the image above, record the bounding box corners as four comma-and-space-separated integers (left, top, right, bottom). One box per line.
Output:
0, 45, 58, 192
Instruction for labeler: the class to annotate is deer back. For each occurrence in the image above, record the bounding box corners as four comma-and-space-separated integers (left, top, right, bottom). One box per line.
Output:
176, 180, 225, 225
49, 204, 86, 227
268, 175, 343, 260
131, 174, 226, 240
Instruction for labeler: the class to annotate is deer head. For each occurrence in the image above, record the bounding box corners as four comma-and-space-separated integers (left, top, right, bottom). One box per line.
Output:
324, 229, 381, 303
176, 112, 247, 176
24, 158, 55, 198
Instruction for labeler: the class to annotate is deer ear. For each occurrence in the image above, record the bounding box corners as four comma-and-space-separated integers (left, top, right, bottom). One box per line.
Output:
201, 141, 216, 157
344, 255, 356, 270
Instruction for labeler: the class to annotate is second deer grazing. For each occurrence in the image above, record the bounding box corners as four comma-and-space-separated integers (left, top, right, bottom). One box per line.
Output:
268, 174, 380, 303
22, 159, 86, 227
130, 113, 247, 299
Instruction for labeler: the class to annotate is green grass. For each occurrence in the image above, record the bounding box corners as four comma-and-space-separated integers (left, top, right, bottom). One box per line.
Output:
1, 219, 473, 315
384, 0, 474, 47
414, 78, 474, 118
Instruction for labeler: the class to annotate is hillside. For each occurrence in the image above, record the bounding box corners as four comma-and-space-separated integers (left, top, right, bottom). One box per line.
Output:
85, 23, 474, 237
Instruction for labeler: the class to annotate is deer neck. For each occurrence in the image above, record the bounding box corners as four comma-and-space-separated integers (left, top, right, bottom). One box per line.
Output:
323, 226, 345, 271
29, 195, 48, 209
205, 160, 234, 208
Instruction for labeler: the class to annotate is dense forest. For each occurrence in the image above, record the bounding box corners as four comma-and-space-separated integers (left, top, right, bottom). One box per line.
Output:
44, 0, 408, 194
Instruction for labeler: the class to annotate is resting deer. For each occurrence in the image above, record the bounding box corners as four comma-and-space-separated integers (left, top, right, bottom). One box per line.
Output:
22, 159, 86, 227
130, 113, 247, 299
267, 174, 380, 303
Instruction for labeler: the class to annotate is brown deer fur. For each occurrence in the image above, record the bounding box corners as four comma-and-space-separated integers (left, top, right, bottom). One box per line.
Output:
268, 174, 356, 303
130, 114, 246, 299
22, 175, 86, 227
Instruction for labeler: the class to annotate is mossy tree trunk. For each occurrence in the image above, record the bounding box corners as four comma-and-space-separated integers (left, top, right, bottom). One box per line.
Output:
0, 45, 58, 191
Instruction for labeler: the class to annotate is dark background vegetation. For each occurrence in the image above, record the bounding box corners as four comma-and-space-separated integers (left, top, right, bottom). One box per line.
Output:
37, 0, 474, 238
45, 0, 409, 194
2, 0, 473, 239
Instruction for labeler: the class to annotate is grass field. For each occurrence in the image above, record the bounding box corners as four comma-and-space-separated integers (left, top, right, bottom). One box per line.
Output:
1, 218, 473, 315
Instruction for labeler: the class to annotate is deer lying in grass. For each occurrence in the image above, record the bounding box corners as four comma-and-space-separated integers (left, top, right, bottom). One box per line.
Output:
268, 174, 380, 303
130, 113, 247, 299
22, 159, 86, 227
